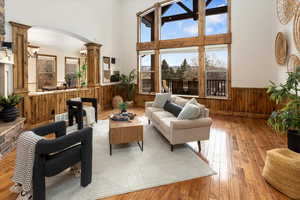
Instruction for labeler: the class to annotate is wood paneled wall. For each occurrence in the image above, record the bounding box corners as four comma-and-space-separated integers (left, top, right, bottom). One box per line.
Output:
135, 88, 277, 118
25, 86, 117, 128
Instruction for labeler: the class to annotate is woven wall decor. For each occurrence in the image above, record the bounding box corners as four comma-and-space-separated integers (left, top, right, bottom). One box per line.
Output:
294, 5, 300, 53
275, 32, 288, 65
277, 0, 297, 25
287, 54, 300, 72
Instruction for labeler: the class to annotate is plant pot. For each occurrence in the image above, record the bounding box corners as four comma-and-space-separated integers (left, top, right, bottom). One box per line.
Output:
0, 106, 19, 122
288, 130, 300, 153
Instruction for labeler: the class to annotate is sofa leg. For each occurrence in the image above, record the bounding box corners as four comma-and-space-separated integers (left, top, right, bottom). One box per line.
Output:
171, 144, 174, 152
197, 141, 201, 152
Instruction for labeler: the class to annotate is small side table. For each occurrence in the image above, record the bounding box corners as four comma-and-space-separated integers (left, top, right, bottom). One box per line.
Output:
109, 118, 143, 155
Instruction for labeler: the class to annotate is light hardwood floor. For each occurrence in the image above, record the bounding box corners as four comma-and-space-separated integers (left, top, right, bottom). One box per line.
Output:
0, 108, 289, 200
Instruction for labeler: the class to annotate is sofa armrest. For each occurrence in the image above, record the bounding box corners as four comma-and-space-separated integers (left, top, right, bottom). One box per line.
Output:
171, 118, 212, 129
145, 101, 154, 108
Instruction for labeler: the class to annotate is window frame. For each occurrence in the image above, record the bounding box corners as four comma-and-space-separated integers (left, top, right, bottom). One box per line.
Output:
136, 0, 232, 99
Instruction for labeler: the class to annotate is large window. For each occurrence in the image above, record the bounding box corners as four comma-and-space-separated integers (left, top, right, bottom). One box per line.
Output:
205, 45, 228, 97
206, 0, 228, 35
140, 10, 155, 43
161, 48, 199, 96
161, 0, 199, 40
137, 0, 231, 98
139, 51, 156, 94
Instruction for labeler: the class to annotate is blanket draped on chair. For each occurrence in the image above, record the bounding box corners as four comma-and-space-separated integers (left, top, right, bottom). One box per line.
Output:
12, 131, 43, 193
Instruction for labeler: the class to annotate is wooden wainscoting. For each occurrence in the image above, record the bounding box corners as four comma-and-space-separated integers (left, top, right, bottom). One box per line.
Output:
135, 88, 276, 119
24, 85, 117, 128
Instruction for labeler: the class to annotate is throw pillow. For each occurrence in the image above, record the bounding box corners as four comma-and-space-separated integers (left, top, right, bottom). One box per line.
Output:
152, 93, 171, 108
177, 103, 201, 120
171, 96, 189, 107
163, 101, 183, 117
187, 98, 207, 118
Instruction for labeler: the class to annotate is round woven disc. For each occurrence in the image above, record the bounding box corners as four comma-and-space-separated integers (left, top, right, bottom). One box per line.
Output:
277, 0, 297, 25
287, 54, 300, 72
275, 32, 288, 65
294, 5, 300, 53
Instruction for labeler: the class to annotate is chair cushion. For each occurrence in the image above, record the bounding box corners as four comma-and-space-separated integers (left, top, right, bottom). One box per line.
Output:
152, 93, 171, 108
163, 101, 183, 117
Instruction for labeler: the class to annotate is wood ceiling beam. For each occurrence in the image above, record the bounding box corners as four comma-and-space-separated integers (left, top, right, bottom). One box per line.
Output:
206, 0, 213, 7
161, 5, 227, 23
177, 2, 192, 13
206, 6, 227, 16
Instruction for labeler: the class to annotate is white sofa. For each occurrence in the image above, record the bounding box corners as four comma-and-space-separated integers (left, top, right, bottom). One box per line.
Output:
145, 96, 212, 151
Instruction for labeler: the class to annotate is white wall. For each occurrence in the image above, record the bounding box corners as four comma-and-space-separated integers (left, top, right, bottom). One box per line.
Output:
5, 0, 122, 64
5, 0, 281, 88
119, 0, 276, 88
271, 0, 300, 84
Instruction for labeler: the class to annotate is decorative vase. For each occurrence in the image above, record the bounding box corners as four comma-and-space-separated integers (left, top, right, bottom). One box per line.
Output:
0, 106, 19, 122
112, 96, 123, 109
288, 130, 300, 153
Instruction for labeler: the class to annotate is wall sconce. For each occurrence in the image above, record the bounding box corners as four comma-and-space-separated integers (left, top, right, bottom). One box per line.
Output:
28, 44, 40, 58
80, 49, 87, 57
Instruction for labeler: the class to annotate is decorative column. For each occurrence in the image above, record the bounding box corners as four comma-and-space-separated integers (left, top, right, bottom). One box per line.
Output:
10, 22, 31, 94
10, 22, 31, 118
85, 43, 102, 87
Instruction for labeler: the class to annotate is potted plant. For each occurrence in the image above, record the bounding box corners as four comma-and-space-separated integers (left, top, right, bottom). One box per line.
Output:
0, 94, 23, 122
267, 71, 300, 153
117, 69, 136, 107
77, 64, 87, 87
118, 102, 128, 114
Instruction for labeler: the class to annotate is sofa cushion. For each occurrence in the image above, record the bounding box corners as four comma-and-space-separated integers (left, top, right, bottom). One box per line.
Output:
152, 93, 171, 108
177, 103, 201, 120
152, 111, 175, 123
171, 96, 189, 107
145, 107, 164, 118
163, 101, 183, 117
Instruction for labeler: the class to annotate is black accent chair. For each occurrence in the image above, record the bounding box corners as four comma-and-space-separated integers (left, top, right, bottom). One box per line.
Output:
32, 121, 93, 200
67, 98, 98, 130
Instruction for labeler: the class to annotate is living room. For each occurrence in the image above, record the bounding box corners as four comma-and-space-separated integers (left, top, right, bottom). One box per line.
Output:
0, 0, 299, 199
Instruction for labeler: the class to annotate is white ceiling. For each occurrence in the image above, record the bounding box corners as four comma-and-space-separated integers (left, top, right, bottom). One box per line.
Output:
28, 27, 86, 53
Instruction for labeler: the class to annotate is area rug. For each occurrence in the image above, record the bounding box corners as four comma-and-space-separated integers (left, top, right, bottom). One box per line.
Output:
45, 117, 216, 200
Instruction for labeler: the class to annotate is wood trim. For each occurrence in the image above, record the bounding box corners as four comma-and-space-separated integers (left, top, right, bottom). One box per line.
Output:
36, 54, 58, 89
136, 33, 232, 51
154, 50, 160, 93
135, 88, 277, 119
25, 85, 117, 127
199, 46, 205, 97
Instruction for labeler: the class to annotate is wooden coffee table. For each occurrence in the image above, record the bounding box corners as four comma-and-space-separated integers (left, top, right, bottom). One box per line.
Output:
109, 118, 143, 155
